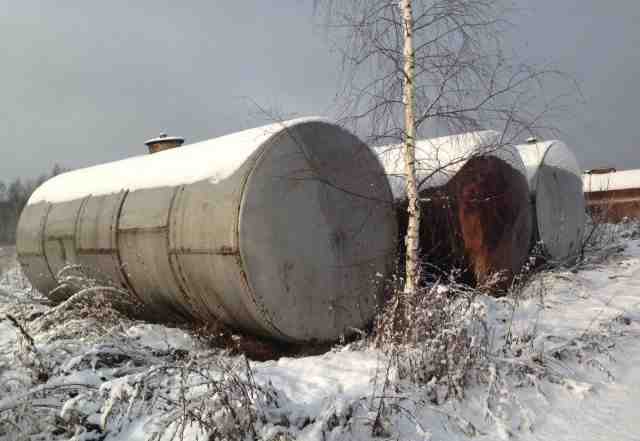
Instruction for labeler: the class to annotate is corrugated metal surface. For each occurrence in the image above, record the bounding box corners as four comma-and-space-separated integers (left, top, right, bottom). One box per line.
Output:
516, 140, 585, 262
16, 118, 397, 342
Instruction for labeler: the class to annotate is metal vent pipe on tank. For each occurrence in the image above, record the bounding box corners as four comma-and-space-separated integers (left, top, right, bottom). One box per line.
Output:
145, 133, 185, 154
16, 118, 398, 343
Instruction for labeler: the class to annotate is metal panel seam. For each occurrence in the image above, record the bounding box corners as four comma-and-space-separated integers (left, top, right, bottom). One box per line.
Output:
40, 203, 56, 283
73, 195, 91, 253
114, 190, 141, 300
168, 247, 239, 255
236, 132, 291, 340
118, 226, 168, 233
166, 185, 200, 319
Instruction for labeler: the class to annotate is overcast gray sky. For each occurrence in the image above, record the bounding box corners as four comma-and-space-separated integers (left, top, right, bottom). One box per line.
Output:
0, 0, 638, 181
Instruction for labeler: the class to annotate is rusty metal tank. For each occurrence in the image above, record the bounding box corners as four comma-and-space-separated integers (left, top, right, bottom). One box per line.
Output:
16, 118, 397, 342
516, 139, 585, 262
583, 168, 640, 223
377, 130, 532, 290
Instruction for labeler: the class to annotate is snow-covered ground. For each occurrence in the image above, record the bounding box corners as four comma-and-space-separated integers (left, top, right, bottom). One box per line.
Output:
0, 245, 15, 279
1, 224, 640, 440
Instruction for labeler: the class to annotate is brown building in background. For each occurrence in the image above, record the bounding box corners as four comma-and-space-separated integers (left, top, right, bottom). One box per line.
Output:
584, 168, 640, 223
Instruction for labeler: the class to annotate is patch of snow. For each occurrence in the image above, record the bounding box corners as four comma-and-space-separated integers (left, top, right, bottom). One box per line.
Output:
28, 117, 330, 205
252, 349, 386, 420
583, 168, 640, 193
0, 320, 16, 357
125, 323, 196, 352
521, 339, 640, 441
2, 223, 640, 440
376, 130, 527, 199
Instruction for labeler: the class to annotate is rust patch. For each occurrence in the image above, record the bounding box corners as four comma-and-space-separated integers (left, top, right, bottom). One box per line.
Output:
396, 156, 532, 292
453, 156, 531, 289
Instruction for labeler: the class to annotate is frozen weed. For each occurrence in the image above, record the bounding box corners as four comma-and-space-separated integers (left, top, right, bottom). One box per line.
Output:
374, 274, 491, 402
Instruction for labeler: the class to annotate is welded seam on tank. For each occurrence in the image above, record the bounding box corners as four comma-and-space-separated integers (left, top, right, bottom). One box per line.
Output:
165, 185, 206, 320
73, 195, 91, 246
40, 202, 56, 284
150, 186, 197, 320
334, 123, 398, 281
117, 226, 168, 233
332, 125, 398, 326
167, 247, 239, 255
166, 186, 244, 326
76, 248, 116, 255
235, 130, 293, 340
72, 195, 91, 255
73, 195, 119, 256
17, 251, 45, 257
330, 127, 397, 246
113, 190, 142, 301
68, 194, 92, 275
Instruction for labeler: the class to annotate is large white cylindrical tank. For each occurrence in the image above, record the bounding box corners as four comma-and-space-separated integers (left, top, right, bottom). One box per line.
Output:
17, 118, 398, 342
516, 140, 585, 262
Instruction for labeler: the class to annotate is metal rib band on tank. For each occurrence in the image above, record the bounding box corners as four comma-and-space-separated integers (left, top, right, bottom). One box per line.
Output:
516, 139, 586, 262
583, 168, 640, 223
377, 130, 532, 290
16, 118, 398, 343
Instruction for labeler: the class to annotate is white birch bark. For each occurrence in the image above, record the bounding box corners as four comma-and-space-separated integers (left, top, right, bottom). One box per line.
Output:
400, 0, 420, 294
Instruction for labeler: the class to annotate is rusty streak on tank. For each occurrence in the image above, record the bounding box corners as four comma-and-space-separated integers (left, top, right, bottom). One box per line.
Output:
396, 155, 532, 291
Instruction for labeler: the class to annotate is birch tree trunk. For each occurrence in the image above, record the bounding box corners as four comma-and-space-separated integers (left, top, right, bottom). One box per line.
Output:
316, 0, 569, 298
400, 0, 420, 294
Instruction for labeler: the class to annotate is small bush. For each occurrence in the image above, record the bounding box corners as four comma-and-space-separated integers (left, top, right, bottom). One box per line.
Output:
374, 274, 490, 400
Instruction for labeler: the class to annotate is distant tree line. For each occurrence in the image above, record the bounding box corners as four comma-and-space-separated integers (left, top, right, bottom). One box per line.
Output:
0, 164, 65, 244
